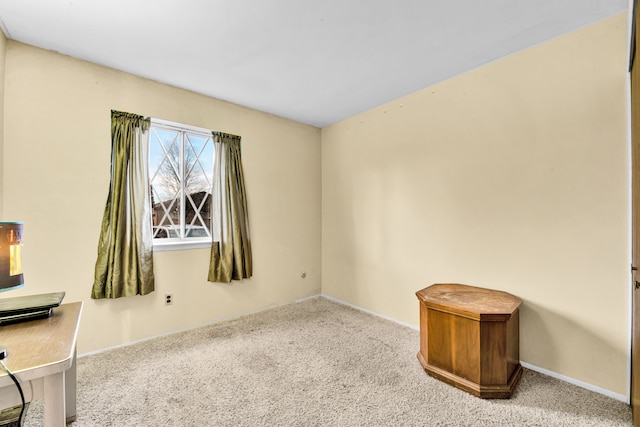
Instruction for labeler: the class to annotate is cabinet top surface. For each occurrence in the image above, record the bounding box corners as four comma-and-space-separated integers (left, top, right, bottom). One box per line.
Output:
416, 283, 521, 316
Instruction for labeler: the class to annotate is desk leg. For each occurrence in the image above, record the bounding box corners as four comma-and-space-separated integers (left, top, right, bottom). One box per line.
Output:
65, 347, 77, 423
43, 372, 65, 427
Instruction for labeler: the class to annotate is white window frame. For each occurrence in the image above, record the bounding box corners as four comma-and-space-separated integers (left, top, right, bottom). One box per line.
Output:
149, 118, 214, 252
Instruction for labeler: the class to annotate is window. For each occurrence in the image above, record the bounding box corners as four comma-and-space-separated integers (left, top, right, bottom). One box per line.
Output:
149, 119, 214, 250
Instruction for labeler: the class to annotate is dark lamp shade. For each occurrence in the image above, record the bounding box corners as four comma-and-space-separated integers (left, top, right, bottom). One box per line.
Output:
0, 222, 24, 291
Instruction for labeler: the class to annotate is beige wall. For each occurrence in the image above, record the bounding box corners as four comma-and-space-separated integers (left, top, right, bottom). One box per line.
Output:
2, 42, 322, 354
0, 12, 630, 398
322, 14, 629, 396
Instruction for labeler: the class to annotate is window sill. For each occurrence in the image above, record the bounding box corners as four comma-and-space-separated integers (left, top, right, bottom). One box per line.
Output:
153, 241, 212, 252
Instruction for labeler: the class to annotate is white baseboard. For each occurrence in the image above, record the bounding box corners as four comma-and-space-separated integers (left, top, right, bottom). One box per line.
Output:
520, 362, 628, 404
320, 293, 419, 331
79, 293, 323, 358
80, 292, 630, 404
321, 294, 629, 404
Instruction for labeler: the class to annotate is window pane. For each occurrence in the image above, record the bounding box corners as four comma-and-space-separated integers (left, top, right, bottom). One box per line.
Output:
149, 123, 214, 243
150, 129, 180, 197
150, 128, 181, 239
184, 133, 213, 238
152, 197, 181, 239
186, 192, 211, 238
184, 133, 213, 194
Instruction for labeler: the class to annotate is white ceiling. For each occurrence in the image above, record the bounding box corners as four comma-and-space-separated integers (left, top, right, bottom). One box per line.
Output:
0, 0, 629, 128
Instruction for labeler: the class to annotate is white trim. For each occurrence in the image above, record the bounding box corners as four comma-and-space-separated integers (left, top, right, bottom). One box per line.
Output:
626, 66, 634, 404
627, 0, 635, 403
78, 293, 629, 404
521, 362, 628, 403
152, 240, 211, 252
320, 294, 419, 331
321, 294, 630, 403
78, 294, 322, 358
150, 117, 213, 137
149, 118, 215, 247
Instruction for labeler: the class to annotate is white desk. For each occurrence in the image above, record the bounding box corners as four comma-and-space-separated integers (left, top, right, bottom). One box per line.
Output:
0, 302, 82, 426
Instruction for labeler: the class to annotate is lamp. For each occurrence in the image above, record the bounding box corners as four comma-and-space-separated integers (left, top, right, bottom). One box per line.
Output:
0, 222, 24, 293
0, 222, 64, 326
0, 222, 64, 330
0, 224, 26, 427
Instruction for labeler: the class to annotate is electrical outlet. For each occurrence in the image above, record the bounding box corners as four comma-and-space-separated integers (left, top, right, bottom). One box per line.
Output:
165, 294, 173, 305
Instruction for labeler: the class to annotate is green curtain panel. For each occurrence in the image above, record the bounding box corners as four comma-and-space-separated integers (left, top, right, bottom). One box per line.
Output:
92, 111, 155, 299
209, 132, 253, 282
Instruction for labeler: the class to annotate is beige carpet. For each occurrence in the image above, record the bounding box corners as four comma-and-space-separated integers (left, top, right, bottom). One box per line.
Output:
23, 297, 631, 426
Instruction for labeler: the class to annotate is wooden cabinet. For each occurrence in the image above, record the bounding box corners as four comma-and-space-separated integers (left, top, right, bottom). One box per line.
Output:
416, 283, 522, 398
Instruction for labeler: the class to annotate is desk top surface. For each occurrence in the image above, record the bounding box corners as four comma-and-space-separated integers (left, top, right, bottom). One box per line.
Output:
0, 302, 82, 381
